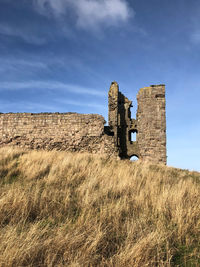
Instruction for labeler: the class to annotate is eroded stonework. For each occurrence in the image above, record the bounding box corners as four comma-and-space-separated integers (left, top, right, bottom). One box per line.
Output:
0, 82, 167, 164
0, 113, 117, 156
106, 82, 167, 164
137, 85, 166, 164
107, 81, 139, 159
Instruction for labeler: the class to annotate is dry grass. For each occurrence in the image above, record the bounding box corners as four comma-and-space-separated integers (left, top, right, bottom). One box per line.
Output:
0, 146, 199, 267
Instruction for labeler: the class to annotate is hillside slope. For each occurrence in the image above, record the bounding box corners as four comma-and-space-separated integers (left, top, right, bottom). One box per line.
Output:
0, 147, 199, 266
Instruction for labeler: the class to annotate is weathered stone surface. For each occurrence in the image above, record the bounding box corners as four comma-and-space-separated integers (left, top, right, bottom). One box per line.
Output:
107, 82, 167, 164
0, 82, 167, 164
108, 82, 139, 159
0, 113, 117, 156
137, 85, 167, 164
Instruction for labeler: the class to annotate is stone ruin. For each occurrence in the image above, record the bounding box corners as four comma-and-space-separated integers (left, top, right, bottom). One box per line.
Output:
107, 82, 166, 164
0, 82, 167, 164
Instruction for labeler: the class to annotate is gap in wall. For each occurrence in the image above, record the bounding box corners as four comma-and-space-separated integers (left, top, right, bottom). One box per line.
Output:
130, 155, 138, 161
130, 100, 137, 119
131, 132, 137, 142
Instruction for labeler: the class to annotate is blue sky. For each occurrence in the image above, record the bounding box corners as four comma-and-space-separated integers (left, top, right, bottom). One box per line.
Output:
0, 0, 200, 171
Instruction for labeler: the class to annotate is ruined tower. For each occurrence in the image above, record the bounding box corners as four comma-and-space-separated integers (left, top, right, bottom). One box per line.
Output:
137, 85, 167, 164
108, 82, 167, 164
108, 81, 139, 159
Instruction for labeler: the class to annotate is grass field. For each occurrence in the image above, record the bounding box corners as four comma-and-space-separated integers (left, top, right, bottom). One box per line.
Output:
0, 147, 199, 266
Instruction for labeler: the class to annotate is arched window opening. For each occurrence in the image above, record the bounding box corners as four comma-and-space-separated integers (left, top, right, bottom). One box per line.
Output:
130, 155, 139, 161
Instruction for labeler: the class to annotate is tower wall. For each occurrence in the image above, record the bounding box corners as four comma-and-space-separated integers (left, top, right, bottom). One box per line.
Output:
136, 85, 167, 164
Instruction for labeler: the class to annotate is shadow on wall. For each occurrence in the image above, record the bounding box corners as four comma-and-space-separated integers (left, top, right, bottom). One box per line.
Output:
107, 81, 167, 165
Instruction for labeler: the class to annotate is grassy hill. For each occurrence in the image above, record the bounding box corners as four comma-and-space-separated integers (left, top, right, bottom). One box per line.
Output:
0, 147, 199, 266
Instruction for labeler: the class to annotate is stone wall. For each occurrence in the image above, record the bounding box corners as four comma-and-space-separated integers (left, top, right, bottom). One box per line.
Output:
0, 82, 167, 164
137, 85, 167, 164
0, 113, 117, 156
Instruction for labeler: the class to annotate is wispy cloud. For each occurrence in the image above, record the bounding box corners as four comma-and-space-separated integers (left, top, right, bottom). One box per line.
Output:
0, 100, 56, 113
0, 0, 134, 44
55, 99, 105, 109
0, 58, 47, 72
34, 0, 134, 29
0, 81, 105, 96
0, 24, 46, 45
0, 57, 50, 81
0, 98, 106, 113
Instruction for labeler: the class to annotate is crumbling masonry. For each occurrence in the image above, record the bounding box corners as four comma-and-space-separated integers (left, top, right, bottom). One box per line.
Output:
107, 82, 166, 164
0, 82, 167, 164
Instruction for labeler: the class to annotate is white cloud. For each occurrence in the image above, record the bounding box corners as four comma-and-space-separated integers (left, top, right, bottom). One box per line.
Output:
73, 0, 133, 29
34, 0, 133, 29
34, 0, 69, 16
0, 1, 133, 43
0, 81, 105, 96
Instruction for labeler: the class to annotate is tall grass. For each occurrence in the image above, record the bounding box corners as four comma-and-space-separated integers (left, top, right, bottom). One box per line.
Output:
0, 146, 199, 266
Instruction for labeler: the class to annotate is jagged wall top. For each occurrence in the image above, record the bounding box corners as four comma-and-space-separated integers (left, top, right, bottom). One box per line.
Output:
108, 81, 139, 159
0, 81, 167, 164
